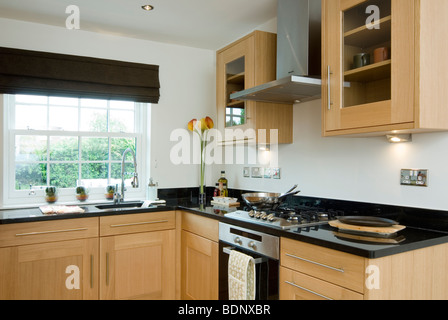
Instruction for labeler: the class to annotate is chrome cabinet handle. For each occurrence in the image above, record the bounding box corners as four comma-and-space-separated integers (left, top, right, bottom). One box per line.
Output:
285, 253, 344, 273
15, 227, 88, 237
109, 220, 168, 228
285, 281, 333, 300
90, 255, 94, 289
327, 65, 333, 110
106, 252, 110, 286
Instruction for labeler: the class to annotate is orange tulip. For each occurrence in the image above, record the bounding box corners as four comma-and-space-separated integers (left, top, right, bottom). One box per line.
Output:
188, 119, 197, 132
204, 116, 214, 129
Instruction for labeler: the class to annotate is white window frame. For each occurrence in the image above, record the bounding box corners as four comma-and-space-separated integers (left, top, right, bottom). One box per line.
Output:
2, 94, 149, 207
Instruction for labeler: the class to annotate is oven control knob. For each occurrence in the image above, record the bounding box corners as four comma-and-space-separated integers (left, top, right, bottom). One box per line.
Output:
248, 241, 256, 250
267, 213, 275, 222
260, 212, 267, 220
248, 210, 255, 217
234, 237, 242, 245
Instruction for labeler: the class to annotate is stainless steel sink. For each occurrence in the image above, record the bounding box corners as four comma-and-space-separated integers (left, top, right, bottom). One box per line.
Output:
95, 201, 144, 210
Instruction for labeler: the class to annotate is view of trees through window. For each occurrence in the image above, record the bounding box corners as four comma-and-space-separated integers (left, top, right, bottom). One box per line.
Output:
10, 95, 140, 191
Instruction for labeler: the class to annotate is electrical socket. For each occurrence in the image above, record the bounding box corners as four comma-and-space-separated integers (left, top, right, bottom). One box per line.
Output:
401, 169, 428, 187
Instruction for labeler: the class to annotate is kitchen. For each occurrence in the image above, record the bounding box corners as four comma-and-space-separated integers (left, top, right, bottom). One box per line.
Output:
0, 0, 448, 304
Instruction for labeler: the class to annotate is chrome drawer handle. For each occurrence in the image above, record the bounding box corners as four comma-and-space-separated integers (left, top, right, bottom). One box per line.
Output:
327, 65, 333, 110
285, 281, 333, 300
109, 220, 168, 228
285, 253, 344, 273
15, 227, 88, 236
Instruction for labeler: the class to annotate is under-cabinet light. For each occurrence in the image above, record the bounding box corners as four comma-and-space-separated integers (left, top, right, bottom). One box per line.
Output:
386, 134, 412, 143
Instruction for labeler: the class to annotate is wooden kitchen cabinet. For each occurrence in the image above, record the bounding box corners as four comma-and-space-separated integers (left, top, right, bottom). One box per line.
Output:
322, 0, 448, 136
217, 30, 293, 144
99, 211, 176, 300
0, 217, 99, 300
280, 237, 448, 300
181, 212, 219, 300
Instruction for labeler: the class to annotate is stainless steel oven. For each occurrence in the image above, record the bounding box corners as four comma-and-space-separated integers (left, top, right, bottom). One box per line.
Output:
218, 222, 279, 300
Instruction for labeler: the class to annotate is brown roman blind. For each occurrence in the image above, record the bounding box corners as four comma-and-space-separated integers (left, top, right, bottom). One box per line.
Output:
0, 47, 160, 103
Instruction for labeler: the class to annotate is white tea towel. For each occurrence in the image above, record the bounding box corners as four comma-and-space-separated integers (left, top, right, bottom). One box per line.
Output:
228, 250, 255, 300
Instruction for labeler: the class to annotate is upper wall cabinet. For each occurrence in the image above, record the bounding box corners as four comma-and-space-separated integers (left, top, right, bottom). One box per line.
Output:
322, 0, 448, 136
217, 31, 293, 144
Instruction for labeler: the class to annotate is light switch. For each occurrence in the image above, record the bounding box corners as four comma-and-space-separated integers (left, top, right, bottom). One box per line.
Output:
401, 169, 428, 187
243, 167, 250, 178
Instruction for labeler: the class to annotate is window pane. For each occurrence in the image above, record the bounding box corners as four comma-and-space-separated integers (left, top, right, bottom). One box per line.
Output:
49, 106, 78, 131
110, 100, 134, 110
15, 135, 47, 161
49, 136, 78, 161
111, 138, 136, 161
16, 95, 47, 104
80, 108, 108, 132
81, 137, 108, 161
111, 162, 135, 186
49, 96, 78, 107
15, 105, 47, 130
49, 163, 78, 188
110, 110, 135, 133
15, 163, 47, 190
81, 98, 107, 108
81, 163, 108, 186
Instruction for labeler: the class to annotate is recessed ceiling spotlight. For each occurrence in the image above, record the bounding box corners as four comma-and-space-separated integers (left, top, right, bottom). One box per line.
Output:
141, 5, 154, 11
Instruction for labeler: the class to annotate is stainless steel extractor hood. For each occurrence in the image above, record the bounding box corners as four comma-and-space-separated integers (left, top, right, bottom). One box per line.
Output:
231, 0, 322, 104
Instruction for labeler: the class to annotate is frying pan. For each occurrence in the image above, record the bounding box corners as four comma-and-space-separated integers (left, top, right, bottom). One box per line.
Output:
242, 185, 301, 210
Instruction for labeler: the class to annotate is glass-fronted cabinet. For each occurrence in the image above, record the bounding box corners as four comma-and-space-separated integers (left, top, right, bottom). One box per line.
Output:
322, 0, 417, 135
217, 31, 293, 145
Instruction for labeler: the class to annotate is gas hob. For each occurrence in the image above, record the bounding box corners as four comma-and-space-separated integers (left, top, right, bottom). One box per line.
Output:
224, 207, 342, 231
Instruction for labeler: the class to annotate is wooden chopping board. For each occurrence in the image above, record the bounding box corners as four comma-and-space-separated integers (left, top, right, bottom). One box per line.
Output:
210, 200, 240, 207
329, 220, 406, 235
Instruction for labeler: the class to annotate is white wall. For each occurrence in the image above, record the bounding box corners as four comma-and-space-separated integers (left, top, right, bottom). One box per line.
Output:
0, 18, 216, 193
223, 99, 448, 211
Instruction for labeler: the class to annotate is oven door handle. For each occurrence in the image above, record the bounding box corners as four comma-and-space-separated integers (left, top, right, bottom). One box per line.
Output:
223, 246, 266, 265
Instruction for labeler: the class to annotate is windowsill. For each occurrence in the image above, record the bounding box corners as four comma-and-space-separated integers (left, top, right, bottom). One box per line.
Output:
0, 197, 146, 211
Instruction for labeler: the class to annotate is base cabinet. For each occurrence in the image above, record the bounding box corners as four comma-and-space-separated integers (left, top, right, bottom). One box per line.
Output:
100, 230, 175, 300
0, 238, 98, 300
180, 211, 219, 300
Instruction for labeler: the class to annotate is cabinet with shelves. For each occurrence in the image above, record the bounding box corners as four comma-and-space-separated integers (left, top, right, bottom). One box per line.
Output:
322, 0, 448, 136
217, 31, 293, 144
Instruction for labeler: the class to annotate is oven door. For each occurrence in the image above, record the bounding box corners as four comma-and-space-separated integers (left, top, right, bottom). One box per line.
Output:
218, 241, 279, 300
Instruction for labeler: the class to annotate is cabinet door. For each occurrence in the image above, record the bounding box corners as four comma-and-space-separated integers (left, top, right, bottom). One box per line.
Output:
323, 0, 415, 135
181, 230, 218, 300
0, 239, 98, 300
217, 35, 256, 139
100, 230, 175, 300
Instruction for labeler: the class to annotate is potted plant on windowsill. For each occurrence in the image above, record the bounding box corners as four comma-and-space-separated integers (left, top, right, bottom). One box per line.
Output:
105, 185, 115, 200
76, 186, 89, 202
45, 186, 57, 203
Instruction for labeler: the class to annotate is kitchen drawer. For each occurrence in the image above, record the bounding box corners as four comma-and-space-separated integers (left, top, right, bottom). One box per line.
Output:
280, 266, 363, 300
0, 217, 99, 248
100, 211, 175, 236
181, 211, 219, 242
281, 238, 365, 293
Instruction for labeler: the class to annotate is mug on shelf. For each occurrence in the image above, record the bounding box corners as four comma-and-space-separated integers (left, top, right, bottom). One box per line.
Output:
373, 47, 391, 63
353, 53, 370, 69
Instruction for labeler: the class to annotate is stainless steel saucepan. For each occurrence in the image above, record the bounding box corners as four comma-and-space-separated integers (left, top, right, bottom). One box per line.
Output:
242, 185, 301, 210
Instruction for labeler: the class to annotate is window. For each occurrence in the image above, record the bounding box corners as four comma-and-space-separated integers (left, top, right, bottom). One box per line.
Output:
3, 94, 148, 205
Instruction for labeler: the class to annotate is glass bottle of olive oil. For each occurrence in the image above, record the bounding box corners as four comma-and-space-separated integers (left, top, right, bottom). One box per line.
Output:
218, 171, 228, 197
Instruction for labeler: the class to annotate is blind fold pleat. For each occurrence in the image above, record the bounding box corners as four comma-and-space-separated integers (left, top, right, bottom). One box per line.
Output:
0, 47, 160, 103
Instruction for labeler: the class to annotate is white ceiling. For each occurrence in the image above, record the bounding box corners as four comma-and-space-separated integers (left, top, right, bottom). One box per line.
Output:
0, 0, 278, 50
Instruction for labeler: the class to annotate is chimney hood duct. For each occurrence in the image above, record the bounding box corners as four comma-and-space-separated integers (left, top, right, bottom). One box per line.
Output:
230, 0, 322, 104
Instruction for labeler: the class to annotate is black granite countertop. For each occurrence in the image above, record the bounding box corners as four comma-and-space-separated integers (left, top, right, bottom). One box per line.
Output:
1, 195, 448, 260
178, 205, 448, 259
